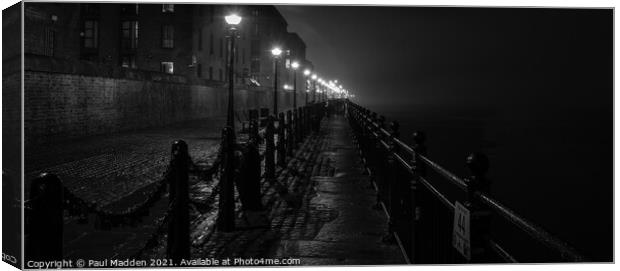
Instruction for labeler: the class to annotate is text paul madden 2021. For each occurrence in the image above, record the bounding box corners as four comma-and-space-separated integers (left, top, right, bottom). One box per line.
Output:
84, 257, 301, 267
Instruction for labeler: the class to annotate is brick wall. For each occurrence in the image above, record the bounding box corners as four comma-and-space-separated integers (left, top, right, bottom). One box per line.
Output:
23, 70, 296, 144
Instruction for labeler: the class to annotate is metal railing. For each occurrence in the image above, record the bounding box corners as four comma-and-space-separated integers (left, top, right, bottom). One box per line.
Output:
346, 100, 586, 263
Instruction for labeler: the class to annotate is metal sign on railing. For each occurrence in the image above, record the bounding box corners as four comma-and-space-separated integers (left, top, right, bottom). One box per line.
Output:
452, 201, 471, 260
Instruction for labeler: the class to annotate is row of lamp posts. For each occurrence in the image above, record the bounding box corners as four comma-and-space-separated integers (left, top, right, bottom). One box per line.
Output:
220, 11, 351, 232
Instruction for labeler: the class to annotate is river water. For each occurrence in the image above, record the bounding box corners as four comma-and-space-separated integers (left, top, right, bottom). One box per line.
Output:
364, 103, 612, 262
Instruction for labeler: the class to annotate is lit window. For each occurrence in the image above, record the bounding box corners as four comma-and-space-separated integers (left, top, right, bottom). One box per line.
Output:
161, 62, 174, 74
161, 25, 174, 48
83, 20, 98, 48
162, 4, 174, 13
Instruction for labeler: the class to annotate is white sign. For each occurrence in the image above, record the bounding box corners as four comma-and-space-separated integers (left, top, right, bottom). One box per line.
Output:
452, 201, 471, 260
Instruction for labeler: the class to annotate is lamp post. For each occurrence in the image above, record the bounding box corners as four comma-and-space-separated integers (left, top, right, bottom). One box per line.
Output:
224, 13, 241, 137
218, 13, 242, 232
271, 47, 282, 115
303, 69, 310, 105
291, 61, 299, 110
311, 74, 317, 102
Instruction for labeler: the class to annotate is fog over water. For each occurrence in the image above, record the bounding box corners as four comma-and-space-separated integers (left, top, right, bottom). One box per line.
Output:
279, 5, 612, 260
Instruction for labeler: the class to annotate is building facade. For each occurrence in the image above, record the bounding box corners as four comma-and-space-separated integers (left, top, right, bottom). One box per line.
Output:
24, 3, 309, 88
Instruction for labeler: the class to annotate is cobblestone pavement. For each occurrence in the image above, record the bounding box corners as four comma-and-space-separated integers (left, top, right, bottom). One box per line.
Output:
24, 117, 235, 260
143, 115, 406, 265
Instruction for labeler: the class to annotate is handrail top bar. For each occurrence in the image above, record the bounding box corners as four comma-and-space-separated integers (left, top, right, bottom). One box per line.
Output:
354, 105, 468, 191
475, 191, 585, 261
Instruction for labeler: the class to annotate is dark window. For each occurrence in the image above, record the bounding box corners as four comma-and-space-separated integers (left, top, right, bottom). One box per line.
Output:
251, 59, 260, 73
218, 69, 223, 81
219, 38, 223, 58
83, 20, 98, 48
82, 4, 100, 16
121, 21, 139, 49
209, 32, 214, 55
161, 62, 174, 74
209, 66, 213, 80
197, 63, 202, 78
44, 28, 55, 56
120, 55, 136, 68
120, 4, 139, 16
198, 27, 203, 50
250, 40, 260, 57
235, 45, 239, 64
162, 4, 174, 13
161, 25, 174, 48
209, 6, 214, 23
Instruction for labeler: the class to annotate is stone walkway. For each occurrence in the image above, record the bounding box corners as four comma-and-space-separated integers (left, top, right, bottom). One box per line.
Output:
182, 115, 406, 266
29, 113, 404, 264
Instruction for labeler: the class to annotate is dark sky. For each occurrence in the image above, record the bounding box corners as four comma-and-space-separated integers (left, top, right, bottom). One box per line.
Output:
277, 6, 612, 110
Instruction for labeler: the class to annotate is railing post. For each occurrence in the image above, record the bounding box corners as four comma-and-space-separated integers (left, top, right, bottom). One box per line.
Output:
286, 110, 294, 156
298, 107, 304, 139
386, 121, 401, 240
387, 121, 404, 231
217, 128, 236, 232
265, 116, 276, 179
409, 131, 426, 263
295, 108, 302, 143
27, 173, 63, 261
238, 120, 263, 211
167, 140, 191, 261
277, 112, 287, 166
372, 113, 384, 208
464, 153, 491, 262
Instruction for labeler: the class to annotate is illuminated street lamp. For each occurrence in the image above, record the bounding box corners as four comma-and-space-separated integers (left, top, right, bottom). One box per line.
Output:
291, 61, 300, 109
271, 47, 282, 114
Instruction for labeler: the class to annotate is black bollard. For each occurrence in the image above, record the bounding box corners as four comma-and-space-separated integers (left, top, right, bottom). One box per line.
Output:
27, 173, 63, 261
277, 112, 286, 166
217, 128, 236, 232
167, 140, 191, 262
265, 116, 276, 179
